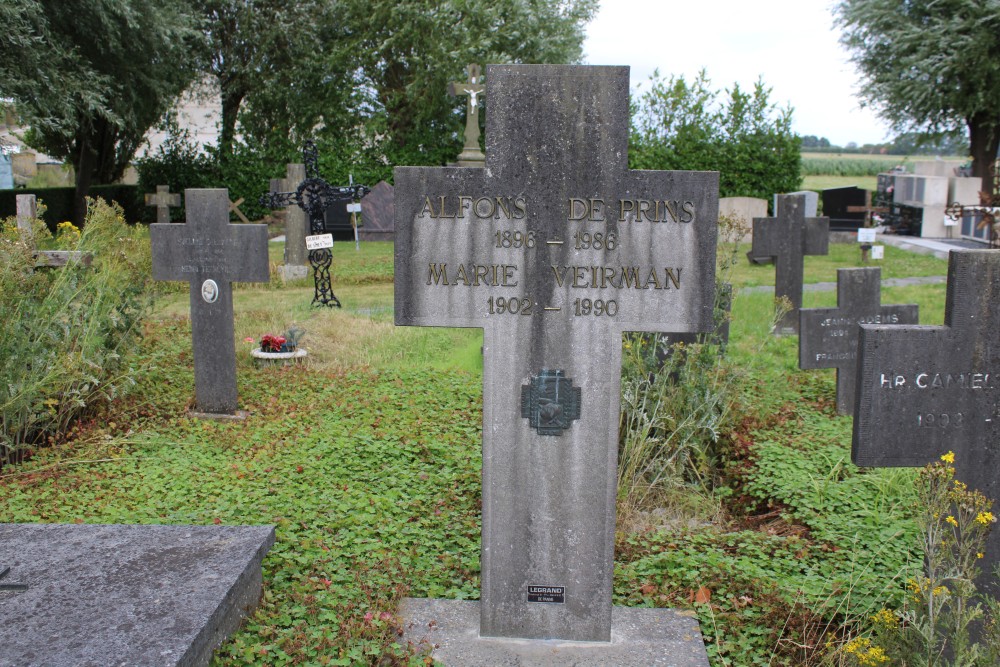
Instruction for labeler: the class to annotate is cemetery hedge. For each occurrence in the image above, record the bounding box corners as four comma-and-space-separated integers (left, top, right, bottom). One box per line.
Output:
0, 238, 966, 665
0, 185, 143, 231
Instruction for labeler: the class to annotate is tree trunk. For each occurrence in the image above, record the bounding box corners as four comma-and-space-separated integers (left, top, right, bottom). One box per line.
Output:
968, 112, 1000, 202
72, 131, 95, 227
219, 84, 246, 164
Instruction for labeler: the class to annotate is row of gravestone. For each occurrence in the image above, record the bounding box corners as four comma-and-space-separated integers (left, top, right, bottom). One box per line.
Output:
8, 64, 999, 666
146, 65, 1000, 664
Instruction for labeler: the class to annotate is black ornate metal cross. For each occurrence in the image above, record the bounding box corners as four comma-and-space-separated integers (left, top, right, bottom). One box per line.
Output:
259, 142, 370, 307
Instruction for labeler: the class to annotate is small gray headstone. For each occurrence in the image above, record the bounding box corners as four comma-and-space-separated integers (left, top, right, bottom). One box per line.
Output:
359, 181, 395, 240
853, 250, 1000, 599
150, 189, 269, 415
0, 523, 275, 667
751, 194, 830, 335
395, 64, 717, 649
799, 267, 917, 414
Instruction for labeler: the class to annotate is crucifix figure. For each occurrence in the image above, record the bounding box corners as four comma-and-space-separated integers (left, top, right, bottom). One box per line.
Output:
259, 142, 369, 307
751, 194, 830, 335
448, 63, 486, 167
799, 267, 918, 414
150, 189, 269, 415
145, 185, 182, 224
853, 250, 1000, 600
396, 65, 718, 647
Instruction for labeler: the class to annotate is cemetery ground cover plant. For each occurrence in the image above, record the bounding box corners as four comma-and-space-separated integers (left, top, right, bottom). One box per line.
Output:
0, 238, 958, 664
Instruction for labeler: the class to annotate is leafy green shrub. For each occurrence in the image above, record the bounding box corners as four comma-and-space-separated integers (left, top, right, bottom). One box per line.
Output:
0, 198, 153, 459
135, 114, 220, 223
630, 69, 801, 202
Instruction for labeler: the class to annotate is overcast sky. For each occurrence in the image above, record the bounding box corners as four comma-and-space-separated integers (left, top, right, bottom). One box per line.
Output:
582, 0, 893, 146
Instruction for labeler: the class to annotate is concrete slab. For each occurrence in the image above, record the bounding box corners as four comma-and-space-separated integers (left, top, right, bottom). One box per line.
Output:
401, 598, 710, 666
0, 523, 275, 667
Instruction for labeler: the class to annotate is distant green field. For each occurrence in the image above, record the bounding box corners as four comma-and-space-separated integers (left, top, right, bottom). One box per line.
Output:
800, 153, 966, 177
801, 174, 878, 192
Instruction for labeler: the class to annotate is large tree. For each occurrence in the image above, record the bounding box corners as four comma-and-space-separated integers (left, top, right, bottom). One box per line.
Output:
836, 0, 1000, 195
199, 0, 355, 163
0, 0, 202, 224
338, 0, 599, 167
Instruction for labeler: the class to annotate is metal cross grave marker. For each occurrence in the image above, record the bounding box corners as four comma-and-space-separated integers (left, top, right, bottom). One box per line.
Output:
853, 250, 1000, 599
150, 189, 269, 415
144, 185, 181, 224
395, 64, 719, 643
799, 267, 918, 415
751, 194, 829, 335
259, 142, 369, 307
447, 63, 486, 166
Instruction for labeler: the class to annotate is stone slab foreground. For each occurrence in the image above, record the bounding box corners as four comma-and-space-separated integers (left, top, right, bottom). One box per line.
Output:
401, 598, 710, 666
0, 523, 275, 667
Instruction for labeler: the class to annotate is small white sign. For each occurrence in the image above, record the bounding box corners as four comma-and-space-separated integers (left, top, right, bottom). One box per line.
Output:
346, 203, 362, 213
871, 245, 885, 260
306, 233, 334, 250
943, 215, 959, 227
857, 228, 877, 243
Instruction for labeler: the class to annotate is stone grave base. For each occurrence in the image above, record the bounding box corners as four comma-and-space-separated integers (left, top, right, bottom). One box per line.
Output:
401, 598, 710, 666
251, 348, 308, 366
0, 523, 275, 667
188, 409, 250, 422
279, 264, 309, 281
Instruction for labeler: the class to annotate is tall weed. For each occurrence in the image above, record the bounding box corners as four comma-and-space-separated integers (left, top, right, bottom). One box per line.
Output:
0, 198, 152, 458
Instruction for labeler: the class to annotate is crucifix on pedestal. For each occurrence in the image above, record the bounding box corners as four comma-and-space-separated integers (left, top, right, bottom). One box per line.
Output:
448, 64, 486, 167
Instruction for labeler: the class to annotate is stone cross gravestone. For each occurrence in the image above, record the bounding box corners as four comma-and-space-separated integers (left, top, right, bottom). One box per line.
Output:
799, 267, 918, 415
853, 250, 1000, 599
751, 194, 830, 335
145, 184, 182, 224
447, 64, 486, 167
396, 65, 718, 645
150, 189, 269, 416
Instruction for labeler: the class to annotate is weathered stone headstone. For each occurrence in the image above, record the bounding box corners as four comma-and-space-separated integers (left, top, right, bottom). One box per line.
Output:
359, 181, 395, 241
799, 267, 918, 414
269, 163, 309, 280
853, 250, 1000, 599
15, 193, 93, 268
0, 151, 13, 190
396, 64, 715, 660
773, 190, 818, 217
448, 64, 486, 167
144, 184, 182, 224
751, 194, 830, 335
0, 523, 275, 666
150, 189, 269, 416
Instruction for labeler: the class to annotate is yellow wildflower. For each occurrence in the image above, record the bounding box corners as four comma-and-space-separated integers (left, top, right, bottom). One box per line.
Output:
870, 609, 897, 628
976, 511, 995, 526
946, 515, 958, 526
978, 552, 985, 559
941, 451, 955, 464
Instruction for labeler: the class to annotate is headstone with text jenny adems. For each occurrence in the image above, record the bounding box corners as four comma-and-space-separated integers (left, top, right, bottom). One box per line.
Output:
751, 194, 830, 335
853, 250, 1000, 600
799, 267, 918, 415
395, 64, 717, 652
150, 189, 269, 416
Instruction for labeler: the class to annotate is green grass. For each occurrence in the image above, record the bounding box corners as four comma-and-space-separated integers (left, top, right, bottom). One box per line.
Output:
726, 241, 948, 288
1, 239, 954, 665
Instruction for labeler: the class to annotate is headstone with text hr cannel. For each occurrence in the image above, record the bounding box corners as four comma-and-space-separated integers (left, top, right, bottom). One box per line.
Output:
853, 250, 1000, 600
395, 65, 714, 663
799, 267, 918, 415
751, 194, 830, 335
150, 189, 269, 416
